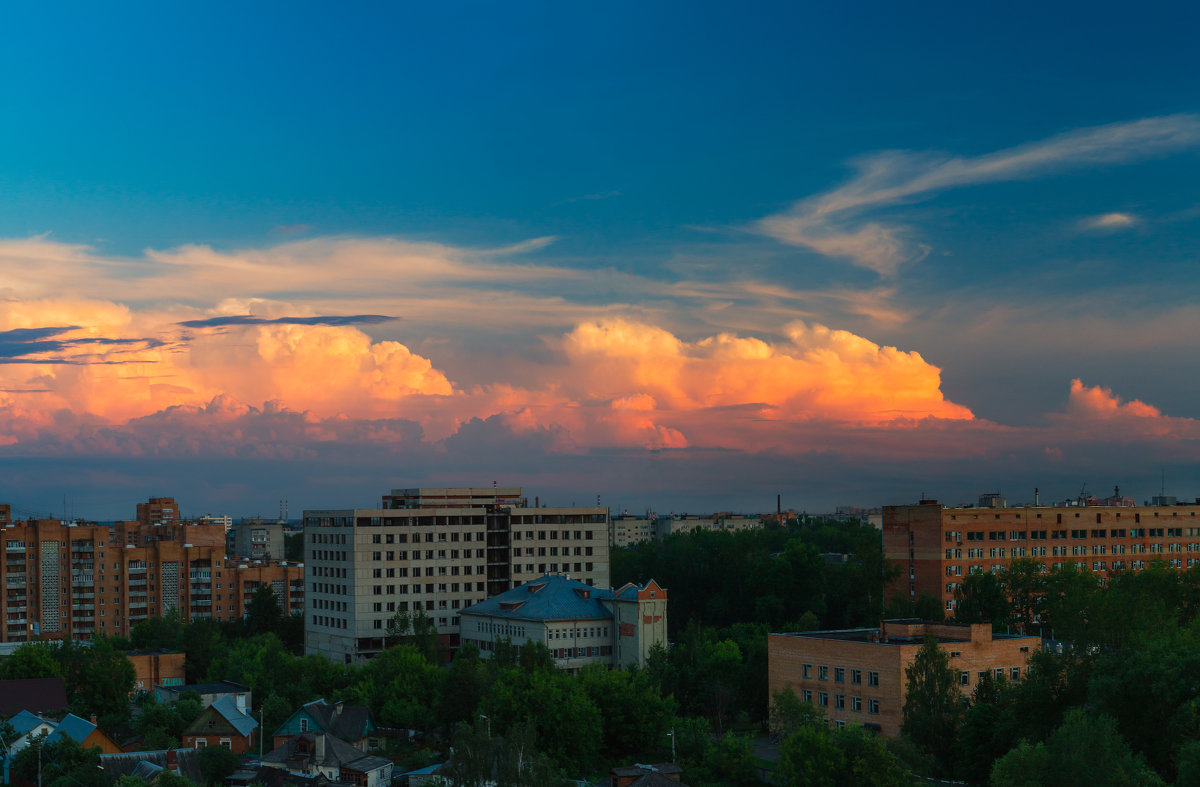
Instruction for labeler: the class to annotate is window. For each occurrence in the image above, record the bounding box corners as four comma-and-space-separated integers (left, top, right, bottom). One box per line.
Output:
868, 698, 880, 715
1010, 666, 1020, 681
835, 694, 845, 710
960, 670, 969, 686
803, 689, 813, 703
802, 663, 813, 679
834, 667, 845, 683
851, 669, 862, 685
851, 697, 862, 712
300, 719, 308, 732
867, 671, 879, 687
818, 692, 829, 707
818, 665, 828, 681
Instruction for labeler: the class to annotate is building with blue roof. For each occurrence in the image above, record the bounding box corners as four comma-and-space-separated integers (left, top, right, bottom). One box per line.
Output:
460, 574, 668, 671
183, 693, 260, 754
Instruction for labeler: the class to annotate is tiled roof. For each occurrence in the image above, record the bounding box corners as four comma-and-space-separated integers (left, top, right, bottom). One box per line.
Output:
460, 575, 615, 622
210, 695, 259, 738
0, 678, 69, 716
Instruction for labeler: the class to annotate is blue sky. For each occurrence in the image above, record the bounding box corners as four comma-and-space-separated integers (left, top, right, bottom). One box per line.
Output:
2, 2, 1200, 517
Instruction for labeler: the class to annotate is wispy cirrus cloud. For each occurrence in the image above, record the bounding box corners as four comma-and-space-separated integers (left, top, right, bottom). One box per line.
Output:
756, 114, 1200, 276
178, 314, 396, 329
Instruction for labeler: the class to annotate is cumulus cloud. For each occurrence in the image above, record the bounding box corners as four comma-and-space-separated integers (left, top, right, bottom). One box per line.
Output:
756, 114, 1200, 275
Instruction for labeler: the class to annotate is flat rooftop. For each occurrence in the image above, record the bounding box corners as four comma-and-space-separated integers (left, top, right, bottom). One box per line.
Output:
771, 619, 1037, 646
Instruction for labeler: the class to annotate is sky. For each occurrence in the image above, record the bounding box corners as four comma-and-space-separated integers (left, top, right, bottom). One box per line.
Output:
3, 2, 1200, 518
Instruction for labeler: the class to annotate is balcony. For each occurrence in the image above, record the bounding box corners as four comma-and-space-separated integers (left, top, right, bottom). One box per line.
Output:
72, 604, 94, 612
74, 591, 95, 599
6, 605, 26, 613
188, 571, 212, 581
71, 560, 95, 569
6, 617, 27, 625
73, 614, 95, 622
191, 599, 212, 607
4, 545, 25, 552
72, 545, 95, 553
128, 578, 148, 587
6, 578, 26, 588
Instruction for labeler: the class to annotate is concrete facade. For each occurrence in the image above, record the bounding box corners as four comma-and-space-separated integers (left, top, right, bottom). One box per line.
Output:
302, 487, 610, 663
884, 501, 1200, 614
768, 620, 1039, 737
227, 519, 286, 561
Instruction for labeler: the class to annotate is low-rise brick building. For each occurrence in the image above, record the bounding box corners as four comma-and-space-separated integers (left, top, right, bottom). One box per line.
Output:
768, 619, 1039, 737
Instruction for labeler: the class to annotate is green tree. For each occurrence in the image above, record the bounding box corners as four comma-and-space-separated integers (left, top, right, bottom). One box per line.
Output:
245, 584, 283, 636
990, 709, 1164, 787
435, 642, 487, 729
776, 724, 846, 787
1002, 558, 1046, 635
181, 616, 226, 683
495, 723, 557, 787
196, 745, 240, 787
130, 611, 185, 650
578, 665, 674, 760
777, 725, 911, 787
953, 571, 1009, 628
900, 636, 963, 776
12, 736, 112, 787
439, 721, 494, 787
0, 642, 62, 680
481, 668, 601, 772
768, 687, 824, 737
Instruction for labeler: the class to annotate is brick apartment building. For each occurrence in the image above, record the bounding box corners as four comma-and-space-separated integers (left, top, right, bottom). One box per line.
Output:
768, 619, 1039, 737
137, 497, 181, 525
0, 502, 303, 643
302, 487, 610, 663
884, 500, 1200, 614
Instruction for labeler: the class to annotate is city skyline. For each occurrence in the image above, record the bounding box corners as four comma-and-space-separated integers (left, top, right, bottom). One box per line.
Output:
3, 3, 1200, 517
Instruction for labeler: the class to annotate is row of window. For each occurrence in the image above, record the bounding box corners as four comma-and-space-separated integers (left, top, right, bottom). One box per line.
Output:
949, 512, 1199, 526
802, 690, 880, 715
801, 664, 880, 686
373, 582, 488, 595
949, 526, 1199, 543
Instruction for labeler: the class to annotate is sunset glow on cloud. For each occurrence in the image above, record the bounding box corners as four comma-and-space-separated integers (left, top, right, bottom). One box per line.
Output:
2, 4, 1200, 515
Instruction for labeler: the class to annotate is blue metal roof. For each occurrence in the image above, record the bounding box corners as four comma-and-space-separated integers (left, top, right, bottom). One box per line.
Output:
9, 710, 48, 736
460, 575, 616, 622
210, 695, 259, 738
46, 713, 95, 745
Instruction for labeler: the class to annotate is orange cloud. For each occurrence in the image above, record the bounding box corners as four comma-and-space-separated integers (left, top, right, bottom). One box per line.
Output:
1067, 379, 1163, 419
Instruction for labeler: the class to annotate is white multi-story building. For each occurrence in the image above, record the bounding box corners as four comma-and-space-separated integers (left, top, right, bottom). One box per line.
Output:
302, 487, 609, 663
459, 574, 668, 672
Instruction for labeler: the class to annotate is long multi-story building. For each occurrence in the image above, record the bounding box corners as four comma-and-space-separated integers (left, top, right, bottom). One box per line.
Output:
302, 487, 610, 663
0, 516, 303, 643
884, 500, 1200, 615
609, 512, 763, 548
